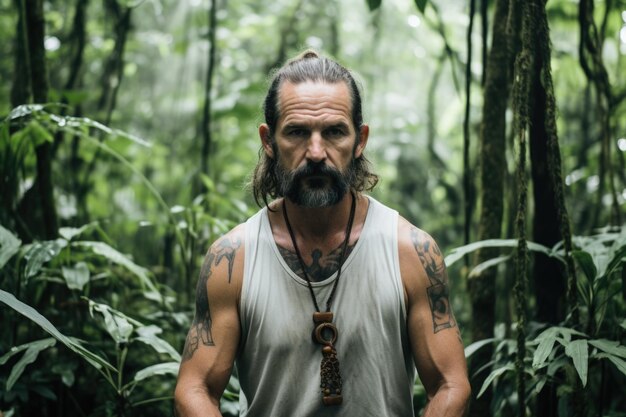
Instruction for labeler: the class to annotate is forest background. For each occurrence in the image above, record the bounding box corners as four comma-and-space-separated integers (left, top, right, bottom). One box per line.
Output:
1, 0, 625, 416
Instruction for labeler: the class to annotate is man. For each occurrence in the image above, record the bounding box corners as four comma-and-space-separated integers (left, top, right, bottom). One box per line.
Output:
175, 50, 470, 417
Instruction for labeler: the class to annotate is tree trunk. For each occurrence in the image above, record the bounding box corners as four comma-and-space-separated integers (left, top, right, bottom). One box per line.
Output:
198, 0, 218, 193
468, 0, 510, 416
463, 0, 476, 251
13, 0, 59, 240
528, 15, 566, 417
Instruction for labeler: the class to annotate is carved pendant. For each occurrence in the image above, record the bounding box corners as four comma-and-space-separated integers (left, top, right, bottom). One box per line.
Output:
312, 312, 343, 406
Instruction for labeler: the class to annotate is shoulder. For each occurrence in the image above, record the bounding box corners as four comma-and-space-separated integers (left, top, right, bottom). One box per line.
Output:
198, 223, 247, 294
397, 216, 447, 294
397, 216, 441, 263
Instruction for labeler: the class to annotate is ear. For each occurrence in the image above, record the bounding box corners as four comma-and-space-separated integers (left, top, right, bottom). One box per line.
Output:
259, 124, 274, 158
354, 124, 369, 158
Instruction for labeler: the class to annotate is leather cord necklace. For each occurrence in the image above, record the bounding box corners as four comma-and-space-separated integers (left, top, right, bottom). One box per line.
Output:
282, 192, 356, 406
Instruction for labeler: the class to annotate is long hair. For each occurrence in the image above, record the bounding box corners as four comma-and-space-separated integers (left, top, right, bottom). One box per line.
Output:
250, 50, 379, 208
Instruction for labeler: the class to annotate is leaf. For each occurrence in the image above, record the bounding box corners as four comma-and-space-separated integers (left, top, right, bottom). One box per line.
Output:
23, 240, 67, 278
0, 289, 115, 372
572, 250, 597, 281
533, 375, 548, 395
445, 239, 556, 267
134, 325, 181, 362
6, 104, 45, 121
477, 363, 515, 398
62, 262, 91, 291
533, 328, 558, 368
0, 225, 21, 269
75, 241, 159, 297
133, 362, 180, 382
564, 340, 588, 387
464, 338, 495, 358
87, 300, 139, 344
58, 224, 94, 241
366, 0, 382, 11
603, 243, 626, 278
6, 338, 56, 391
414, 0, 428, 13
589, 339, 626, 359
606, 355, 626, 376
27, 119, 53, 146
469, 255, 511, 278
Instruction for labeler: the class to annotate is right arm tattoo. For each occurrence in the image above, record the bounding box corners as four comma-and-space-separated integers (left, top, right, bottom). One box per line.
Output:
181, 236, 241, 361
410, 227, 457, 334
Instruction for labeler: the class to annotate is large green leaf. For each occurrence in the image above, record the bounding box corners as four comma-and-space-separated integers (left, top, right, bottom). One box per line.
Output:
23, 240, 67, 278
533, 328, 559, 368
589, 339, 626, 359
75, 241, 159, 297
603, 243, 626, 278
445, 239, 556, 267
133, 361, 180, 382
6, 338, 56, 391
595, 353, 626, 377
62, 262, 91, 291
477, 363, 515, 398
468, 255, 511, 278
606, 355, 626, 376
464, 338, 495, 358
0, 225, 21, 269
564, 339, 588, 387
135, 325, 181, 362
0, 289, 115, 372
572, 250, 597, 281
87, 299, 140, 344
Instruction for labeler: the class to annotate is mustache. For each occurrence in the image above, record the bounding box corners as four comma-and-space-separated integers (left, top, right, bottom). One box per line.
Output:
290, 161, 343, 181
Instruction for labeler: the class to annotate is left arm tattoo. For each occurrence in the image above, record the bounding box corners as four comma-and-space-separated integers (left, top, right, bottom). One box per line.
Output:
181, 236, 241, 361
410, 227, 457, 333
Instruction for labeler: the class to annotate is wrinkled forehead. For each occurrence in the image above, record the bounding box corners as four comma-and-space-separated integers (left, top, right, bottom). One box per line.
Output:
276, 80, 353, 123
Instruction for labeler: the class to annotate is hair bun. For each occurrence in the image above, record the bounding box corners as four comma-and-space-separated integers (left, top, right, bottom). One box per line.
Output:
299, 49, 319, 60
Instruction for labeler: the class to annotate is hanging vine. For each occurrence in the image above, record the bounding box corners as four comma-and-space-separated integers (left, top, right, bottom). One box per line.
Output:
537, 0, 578, 327
579, 0, 622, 227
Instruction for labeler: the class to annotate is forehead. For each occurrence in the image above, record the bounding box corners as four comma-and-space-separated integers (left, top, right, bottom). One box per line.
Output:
277, 81, 352, 126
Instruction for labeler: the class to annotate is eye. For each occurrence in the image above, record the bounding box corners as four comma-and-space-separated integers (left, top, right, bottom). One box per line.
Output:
325, 127, 346, 138
286, 128, 308, 138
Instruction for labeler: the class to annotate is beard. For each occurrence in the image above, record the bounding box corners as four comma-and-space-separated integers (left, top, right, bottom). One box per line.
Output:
274, 158, 355, 208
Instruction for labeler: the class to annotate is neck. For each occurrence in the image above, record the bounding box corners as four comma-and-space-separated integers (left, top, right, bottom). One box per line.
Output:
283, 193, 355, 240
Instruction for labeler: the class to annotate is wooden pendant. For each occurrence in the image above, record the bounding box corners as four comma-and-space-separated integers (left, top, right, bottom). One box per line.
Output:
312, 312, 343, 405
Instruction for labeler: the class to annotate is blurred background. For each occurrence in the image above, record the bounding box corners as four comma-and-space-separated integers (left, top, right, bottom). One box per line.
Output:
1, 0, 625, 416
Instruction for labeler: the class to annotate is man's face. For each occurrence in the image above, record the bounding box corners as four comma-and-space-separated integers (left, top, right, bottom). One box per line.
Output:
259, 81, 369, 208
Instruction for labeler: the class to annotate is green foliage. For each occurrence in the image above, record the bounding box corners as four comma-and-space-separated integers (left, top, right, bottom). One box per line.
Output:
366, 0, 382, 11
1, 0, 625, 415
414, 0, 428, 14
463, 226, 626, 416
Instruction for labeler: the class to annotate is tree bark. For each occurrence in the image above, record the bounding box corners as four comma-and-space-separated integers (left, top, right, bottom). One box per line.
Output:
13, 0, 59, 240
463, 0, 476, 251
468, 0, 510, 416
199, 0, 218, 191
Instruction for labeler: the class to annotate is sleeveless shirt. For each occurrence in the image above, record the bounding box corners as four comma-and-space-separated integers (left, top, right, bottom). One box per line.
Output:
238, 196, 416, 417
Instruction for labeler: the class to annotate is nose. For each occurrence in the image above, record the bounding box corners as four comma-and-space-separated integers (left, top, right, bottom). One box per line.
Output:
306, 132, 326, 163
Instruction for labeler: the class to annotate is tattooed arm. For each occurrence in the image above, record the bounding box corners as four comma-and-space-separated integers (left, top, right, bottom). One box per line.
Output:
398, 217, 470, 417
174, 225, 245, 417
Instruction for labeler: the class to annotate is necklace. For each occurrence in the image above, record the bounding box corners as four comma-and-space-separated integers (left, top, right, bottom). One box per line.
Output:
282, 192, 356, 406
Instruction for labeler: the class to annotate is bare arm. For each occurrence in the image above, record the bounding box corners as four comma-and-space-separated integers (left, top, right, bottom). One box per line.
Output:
174, 226, 244, 417
399, 218, 471, 417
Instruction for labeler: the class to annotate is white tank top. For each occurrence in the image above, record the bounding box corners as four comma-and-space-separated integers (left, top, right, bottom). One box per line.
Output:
238, 196, 416, 417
